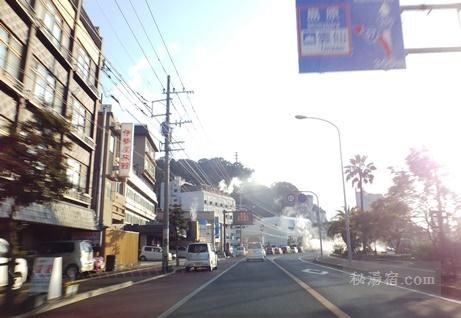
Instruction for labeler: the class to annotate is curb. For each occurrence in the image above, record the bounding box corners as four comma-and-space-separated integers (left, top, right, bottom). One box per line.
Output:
13, 269, 178, 317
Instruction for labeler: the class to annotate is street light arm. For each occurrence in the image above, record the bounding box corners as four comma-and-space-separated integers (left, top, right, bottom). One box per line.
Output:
295, 114, 352, 264
295, 116, 341, 137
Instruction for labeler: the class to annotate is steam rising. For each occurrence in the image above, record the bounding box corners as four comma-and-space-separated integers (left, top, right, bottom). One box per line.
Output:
218, 177, 242, 194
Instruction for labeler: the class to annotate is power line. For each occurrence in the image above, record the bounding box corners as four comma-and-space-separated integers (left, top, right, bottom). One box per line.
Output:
144, 0, 205, 130
113, 0, 164, 90
126, 0, 168, 77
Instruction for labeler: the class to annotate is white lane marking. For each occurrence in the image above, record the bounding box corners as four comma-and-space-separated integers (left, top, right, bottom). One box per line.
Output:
297, 257, 461, 306
270, 258, 351, 318
157, 259, 244, 318
302, 268, 328, 275
16, 271, 176, 317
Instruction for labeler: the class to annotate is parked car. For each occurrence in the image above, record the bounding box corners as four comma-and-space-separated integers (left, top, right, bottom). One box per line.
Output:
247, 242, 265, 261
281, 246, 291, 254
234, 246, 247, 256
290, 246, 299, 253
171, 246, 188, 258
36, 240, 94, 280
185, 243, 218, 272
0, 239, 28, 289
140, 246, 173, 261
265, 247, 275, 255
297, 246, 304, 253
274, 247, 283, 255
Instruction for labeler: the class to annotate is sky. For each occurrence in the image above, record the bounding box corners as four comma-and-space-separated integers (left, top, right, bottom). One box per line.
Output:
84, 0, 461, 219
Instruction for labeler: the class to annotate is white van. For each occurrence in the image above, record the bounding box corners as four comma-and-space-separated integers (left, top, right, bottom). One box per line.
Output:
185, 243, 218, 272
36, 240, 94, 279
247, 242, 265, 261
0, 239, 28, 289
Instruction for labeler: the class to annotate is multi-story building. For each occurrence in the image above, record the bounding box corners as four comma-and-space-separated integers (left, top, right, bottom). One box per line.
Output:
0, 0, 103, 246
355, 191, 384, 211
93, 107, 159, 268
124, 125, 158, 225
160, 177, 236, 251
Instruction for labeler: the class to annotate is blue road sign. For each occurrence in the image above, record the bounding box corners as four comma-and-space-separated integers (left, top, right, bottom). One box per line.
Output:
298, 193, 308, 203
296, 0, 406, 73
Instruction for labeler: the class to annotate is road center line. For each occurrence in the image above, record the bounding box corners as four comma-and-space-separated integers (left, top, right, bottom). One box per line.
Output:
157, 259, 244, 318
298, 257, 461, 305
269, 258, 351, 318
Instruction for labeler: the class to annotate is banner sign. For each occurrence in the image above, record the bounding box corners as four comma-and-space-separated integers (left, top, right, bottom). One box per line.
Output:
119, 123, 134, 177
30, 257, 62, 300
296, 0, 406, 72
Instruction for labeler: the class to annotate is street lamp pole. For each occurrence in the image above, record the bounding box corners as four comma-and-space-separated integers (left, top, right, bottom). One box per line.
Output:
300, 191, 322, 258
295, 115, 352, 264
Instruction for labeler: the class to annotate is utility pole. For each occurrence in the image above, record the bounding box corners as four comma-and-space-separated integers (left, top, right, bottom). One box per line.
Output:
160, 76, 192, 273
162, 75, 171, 273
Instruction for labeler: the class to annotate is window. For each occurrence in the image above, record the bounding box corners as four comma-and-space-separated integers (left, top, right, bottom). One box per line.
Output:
0, 24, 23, 79
42, 0, 63, 47
71, 99, 91, 136
76, 47, 90, 81
144, 157, 155, 176
33, 61, 63, 113
67, 158, 88, 192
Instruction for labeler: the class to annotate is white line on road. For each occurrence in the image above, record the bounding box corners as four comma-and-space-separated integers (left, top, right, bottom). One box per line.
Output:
269, 258, 351, 318
16, 271, 176, 318
157, 259, 244, 318
298, 257, 461, 306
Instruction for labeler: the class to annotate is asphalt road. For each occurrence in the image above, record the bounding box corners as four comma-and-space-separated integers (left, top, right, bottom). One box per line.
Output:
37, 254, 461, 318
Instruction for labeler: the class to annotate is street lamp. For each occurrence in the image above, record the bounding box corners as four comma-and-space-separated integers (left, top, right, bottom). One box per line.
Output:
295, 115, 352, 264
300, 191, 323, 258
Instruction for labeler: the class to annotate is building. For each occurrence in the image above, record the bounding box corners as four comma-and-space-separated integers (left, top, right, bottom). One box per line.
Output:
0, 0, 103, 247
160, 177, 236, 251
92, 108, 160, 268
239, 215, 323, 250
355, 191, 384, 211
124, 125, 158, 225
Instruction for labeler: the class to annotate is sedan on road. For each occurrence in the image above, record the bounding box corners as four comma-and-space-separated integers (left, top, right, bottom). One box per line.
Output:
265, 247, 275, 255
281, 246, 291, 254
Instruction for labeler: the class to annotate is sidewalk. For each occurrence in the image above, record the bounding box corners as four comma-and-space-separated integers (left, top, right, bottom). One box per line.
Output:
0, 260, 184, 317
314, 255, 461, 300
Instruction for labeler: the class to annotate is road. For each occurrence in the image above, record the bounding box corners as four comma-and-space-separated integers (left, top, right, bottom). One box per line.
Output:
36, 254, 461, 318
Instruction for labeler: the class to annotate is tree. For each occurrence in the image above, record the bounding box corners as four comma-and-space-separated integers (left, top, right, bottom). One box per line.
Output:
271, 181, 299, 211
169, 204, 189, 266
404, 148, 460, 276
155, 157, 254, 189
0, 107, 73, 309
327, 208, 361, 254
344, 155, 377, 211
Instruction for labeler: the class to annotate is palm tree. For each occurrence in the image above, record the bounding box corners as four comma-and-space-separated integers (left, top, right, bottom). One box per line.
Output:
344, 155, 377, 211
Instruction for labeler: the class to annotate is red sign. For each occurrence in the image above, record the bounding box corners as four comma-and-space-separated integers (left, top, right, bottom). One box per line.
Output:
233, 211, 253, 225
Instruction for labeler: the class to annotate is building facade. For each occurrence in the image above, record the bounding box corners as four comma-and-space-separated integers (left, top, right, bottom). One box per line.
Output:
160, 177, 236, 251
355, 191, 384, 211
0, 0, 103, 247
93, 108, 160, 267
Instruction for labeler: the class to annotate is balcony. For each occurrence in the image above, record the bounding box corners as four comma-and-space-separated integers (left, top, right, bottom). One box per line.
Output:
64, 188, 91, 204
